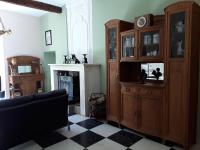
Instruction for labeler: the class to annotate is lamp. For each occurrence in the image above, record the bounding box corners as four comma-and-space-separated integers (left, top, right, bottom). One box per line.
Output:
0, 17, 11, 36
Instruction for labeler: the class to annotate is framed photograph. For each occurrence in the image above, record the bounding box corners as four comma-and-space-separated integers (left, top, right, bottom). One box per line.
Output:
45, 30, 52, 45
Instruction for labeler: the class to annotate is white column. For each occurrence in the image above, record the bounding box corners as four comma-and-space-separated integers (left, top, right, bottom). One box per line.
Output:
66, 0, 93, 63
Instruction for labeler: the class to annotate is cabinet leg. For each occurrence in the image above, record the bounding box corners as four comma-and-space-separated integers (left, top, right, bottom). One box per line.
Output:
68, 122, 70, 131
184, 145, 189, 150
161, 139, 166, 145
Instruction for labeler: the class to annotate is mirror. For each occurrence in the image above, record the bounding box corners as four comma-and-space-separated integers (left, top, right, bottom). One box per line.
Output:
18, 65, 32, 74
141, 63, 164, 80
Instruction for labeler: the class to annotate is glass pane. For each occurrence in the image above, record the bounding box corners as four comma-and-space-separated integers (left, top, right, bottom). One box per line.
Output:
18, 66, 32, 74
170, 12, 185, 58
122, 34, 135, 57
108, 28, 117, 59
141, 31, 160, 57
141, 63, 164, 80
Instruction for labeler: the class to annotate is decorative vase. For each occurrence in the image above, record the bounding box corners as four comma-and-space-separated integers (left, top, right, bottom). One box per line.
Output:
82, 54, 88, 63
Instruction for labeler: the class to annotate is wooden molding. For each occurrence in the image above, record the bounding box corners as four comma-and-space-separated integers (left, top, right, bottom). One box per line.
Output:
0, 0, 62, 13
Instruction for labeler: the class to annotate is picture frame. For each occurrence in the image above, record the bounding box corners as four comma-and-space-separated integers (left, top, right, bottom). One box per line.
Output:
45, 30, 52, 46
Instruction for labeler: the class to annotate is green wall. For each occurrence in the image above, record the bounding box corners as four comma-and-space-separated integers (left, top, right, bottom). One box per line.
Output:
92, 0, 194, 94
43, 51, 56, 92
40, 6, 68, 91
40, 6, 68, 64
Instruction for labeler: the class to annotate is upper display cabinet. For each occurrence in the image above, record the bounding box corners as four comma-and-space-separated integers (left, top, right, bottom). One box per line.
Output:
139, 26, 163, 61
108, 27, 117, 59
105, 20, 133, 61
121, 30, 137, 61
170, 12, 185, 58
120, 15, 164, 62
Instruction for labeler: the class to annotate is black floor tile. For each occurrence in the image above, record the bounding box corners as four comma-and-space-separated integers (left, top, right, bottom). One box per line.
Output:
34, 132, 67, 148
76, 119, 103, 129
71, 130, 104, 147
68, 121, 73, 126
108, 130, 143, 147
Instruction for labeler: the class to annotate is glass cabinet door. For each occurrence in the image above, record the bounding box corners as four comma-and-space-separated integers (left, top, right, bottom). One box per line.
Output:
140, 31, 160, 57
122, 33, 135, 58
108, 27, 117, 59
170, 12, 185, 58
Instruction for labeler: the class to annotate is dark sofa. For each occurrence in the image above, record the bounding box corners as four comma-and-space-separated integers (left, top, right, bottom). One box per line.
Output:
0, 89, 69, 149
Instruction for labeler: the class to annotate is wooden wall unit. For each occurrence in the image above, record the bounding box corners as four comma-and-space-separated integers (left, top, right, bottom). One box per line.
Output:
165, 2, 200, 148
7, 56, 44, 98
105, 1, 200, 149
105, 20, 133, 123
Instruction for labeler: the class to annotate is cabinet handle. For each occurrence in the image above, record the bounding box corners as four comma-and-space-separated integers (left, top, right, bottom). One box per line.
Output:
148, 91, 153, 95
134, 111, 137, 126
126, 87, 130, 92
115, 73, 119, 80
138, 43, 141, 51
137, 112, 141, 127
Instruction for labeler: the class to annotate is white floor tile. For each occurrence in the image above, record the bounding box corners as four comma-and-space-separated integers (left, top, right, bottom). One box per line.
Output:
130, 138, 170, 150
90, 124, 121, 137
87, 138, 126, 150
9, 140, 42, 150
45, 139, 84, 150
57, 124, 87, 138
68, 114, 89, 123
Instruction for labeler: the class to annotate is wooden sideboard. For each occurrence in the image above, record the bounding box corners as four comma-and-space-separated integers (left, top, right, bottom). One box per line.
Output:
105, 1, 200, 149
7, 56, 44, 98
120, 82, 164, 137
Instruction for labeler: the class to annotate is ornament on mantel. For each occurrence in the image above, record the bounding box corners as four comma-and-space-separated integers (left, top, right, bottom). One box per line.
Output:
82, 54, 88, 63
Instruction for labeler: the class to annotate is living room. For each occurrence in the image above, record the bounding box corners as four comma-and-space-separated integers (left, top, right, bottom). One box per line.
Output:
0, 0, 200, 150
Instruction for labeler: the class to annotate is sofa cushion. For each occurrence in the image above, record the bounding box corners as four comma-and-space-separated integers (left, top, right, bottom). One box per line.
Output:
0, 95, 34, 108
29, 94, 68, 134
33, 89, 66, 100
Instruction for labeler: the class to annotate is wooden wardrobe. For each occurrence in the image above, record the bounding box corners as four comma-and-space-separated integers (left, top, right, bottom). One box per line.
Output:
105, 20, 133, 123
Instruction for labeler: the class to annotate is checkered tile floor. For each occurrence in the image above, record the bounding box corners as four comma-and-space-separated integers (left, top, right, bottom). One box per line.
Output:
9, 114, 200, 150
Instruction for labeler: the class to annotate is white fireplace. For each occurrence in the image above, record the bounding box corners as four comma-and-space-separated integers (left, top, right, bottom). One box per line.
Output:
49, 64, 101, 116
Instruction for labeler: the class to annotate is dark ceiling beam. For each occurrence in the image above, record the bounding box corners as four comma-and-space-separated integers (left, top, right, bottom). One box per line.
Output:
0, 0, 62, 13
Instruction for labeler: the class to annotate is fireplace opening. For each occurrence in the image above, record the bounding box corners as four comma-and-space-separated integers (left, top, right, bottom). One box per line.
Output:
57, 71, 80, 104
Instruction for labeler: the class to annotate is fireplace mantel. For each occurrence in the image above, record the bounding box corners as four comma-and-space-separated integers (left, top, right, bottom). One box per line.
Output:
49, 64, 101, 116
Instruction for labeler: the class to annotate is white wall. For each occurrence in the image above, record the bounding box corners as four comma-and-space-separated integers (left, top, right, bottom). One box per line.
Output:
0, 10, 42, 58
0, 10, 43, 98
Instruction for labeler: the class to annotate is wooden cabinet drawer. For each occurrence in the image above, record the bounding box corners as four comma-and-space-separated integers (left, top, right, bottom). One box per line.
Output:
121, 86, 137, 93
138, 88, 162, 98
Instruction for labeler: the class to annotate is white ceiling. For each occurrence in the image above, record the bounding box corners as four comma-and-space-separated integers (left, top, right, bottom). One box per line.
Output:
0, 0, 66, 17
